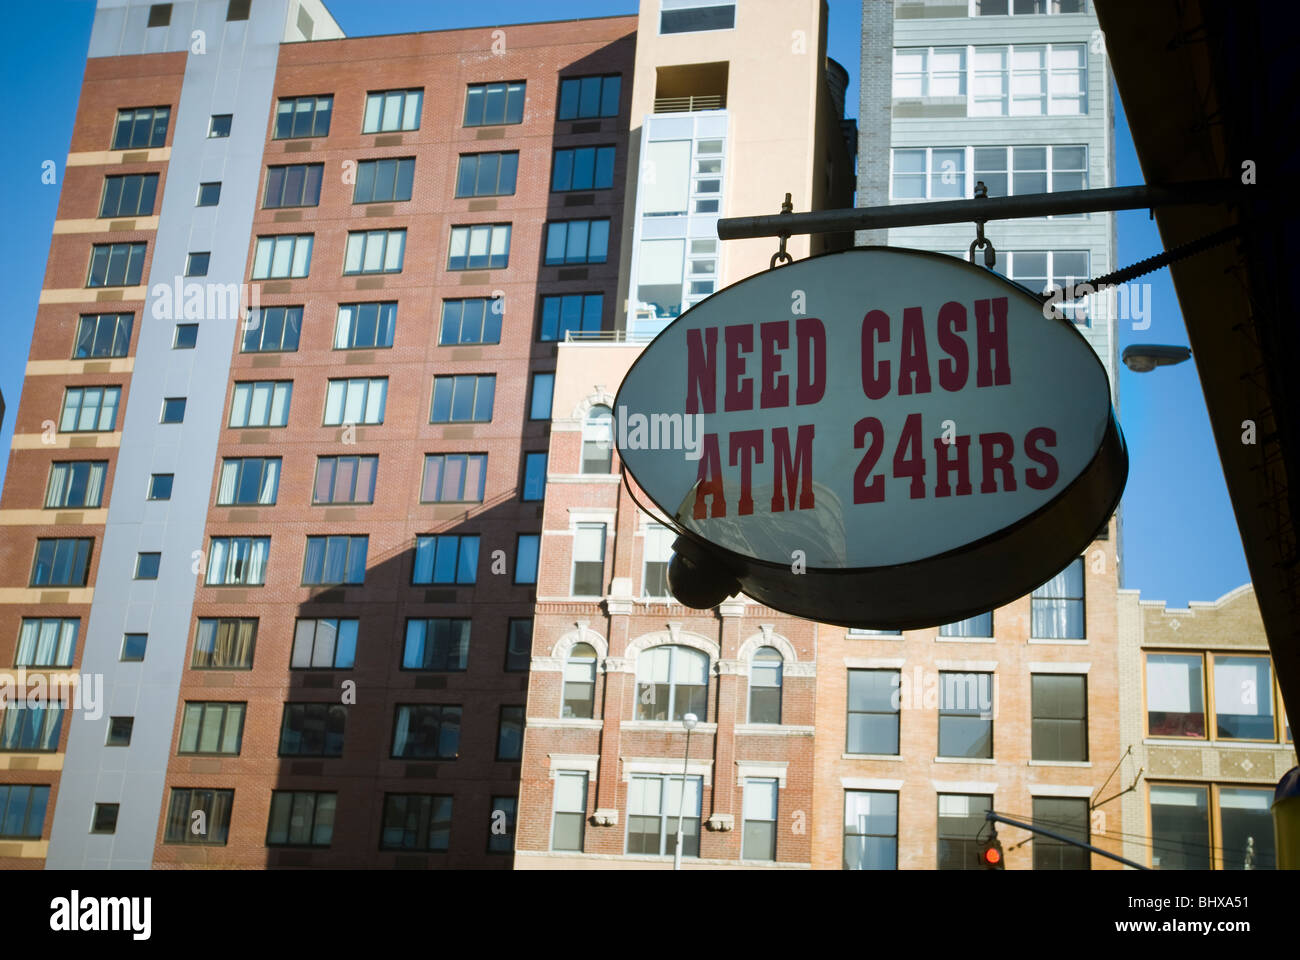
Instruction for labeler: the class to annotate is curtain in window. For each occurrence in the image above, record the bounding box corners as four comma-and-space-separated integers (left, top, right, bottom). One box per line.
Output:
84, 462, 104, 507
941, 612, 992, 637
292, 620, 317, 668
335, 306, 354, 349
245, 539, 268, 584
1147, 658, 1196, 712
392, 707, 412, 756
214, 620, 255, 667
259, 460, 279, 505
207, 539, 228, 583
217, 462, 238, 504
45, 465, 68, 508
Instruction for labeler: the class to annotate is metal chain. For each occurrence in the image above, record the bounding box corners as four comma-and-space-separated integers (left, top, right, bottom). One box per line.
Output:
1056, 223, 1242, 303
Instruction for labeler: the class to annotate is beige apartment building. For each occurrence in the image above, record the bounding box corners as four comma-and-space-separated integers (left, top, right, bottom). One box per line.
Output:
1119, 583, 1293, 869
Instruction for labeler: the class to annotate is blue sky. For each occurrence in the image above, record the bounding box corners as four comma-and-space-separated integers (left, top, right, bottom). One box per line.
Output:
0, 0, 1248, 606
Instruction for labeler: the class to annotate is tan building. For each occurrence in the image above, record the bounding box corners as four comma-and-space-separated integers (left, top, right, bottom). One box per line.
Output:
1118, 583, 1293, 869
811, 520, 1126, 869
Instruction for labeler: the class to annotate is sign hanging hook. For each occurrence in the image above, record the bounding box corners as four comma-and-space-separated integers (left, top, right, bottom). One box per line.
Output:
967, 181, 997, 269
770, 192, 794, 269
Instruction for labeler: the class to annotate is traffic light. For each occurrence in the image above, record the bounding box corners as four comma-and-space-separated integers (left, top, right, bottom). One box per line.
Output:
980, 830, 1005, 870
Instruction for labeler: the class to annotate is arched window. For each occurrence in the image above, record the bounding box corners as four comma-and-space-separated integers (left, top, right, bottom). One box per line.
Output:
636, 645, 708, 722
563, 642, 598, 719
749, 646, 783, 723
581, 404, 614, 474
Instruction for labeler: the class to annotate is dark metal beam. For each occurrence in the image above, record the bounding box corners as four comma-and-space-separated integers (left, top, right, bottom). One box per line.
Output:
987, 811, 1149, 870
717, 180, 1236, 241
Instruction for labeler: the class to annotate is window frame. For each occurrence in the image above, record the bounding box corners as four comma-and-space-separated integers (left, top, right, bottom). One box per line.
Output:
463, 82, 525, 127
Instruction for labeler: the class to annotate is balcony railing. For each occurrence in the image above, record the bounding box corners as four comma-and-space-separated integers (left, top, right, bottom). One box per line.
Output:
653, 94, 726, 113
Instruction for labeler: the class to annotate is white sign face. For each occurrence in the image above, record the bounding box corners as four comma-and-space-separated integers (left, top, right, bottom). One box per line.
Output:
616, 248, 1116, 571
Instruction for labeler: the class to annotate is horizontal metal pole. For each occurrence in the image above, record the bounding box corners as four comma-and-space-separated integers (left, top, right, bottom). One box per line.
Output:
987, 811, 1150, 870
717, 180, 1235, 240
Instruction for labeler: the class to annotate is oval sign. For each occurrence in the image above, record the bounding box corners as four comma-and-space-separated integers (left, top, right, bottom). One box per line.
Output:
615, 247, 1127, 628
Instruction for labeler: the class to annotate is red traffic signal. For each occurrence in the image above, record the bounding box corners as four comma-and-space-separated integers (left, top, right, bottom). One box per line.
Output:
980, 836, 1005, 869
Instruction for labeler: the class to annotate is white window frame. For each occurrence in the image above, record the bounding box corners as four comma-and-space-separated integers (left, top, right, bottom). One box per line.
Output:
894, 44, 1087, 116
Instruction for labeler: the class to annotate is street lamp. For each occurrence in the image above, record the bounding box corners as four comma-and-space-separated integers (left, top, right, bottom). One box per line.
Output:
673, 712, 699, 870
1122, 344, 1192, 373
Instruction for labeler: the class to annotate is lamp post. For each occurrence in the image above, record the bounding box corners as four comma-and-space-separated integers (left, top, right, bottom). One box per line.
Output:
673, 712, 699, 870
1122, 344, 1192, 373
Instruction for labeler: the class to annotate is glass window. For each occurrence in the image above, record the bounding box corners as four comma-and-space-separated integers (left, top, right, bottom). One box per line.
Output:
938, 672, 993, 758
343, 230, 405, 275
937, 793, 992, 869
291, 618, 358, 670
121, 633, 147, 661
1149, 784, 1209, 870
0, 705, 64, 752
74, 313, 133, 359
363, 89, 423, 133
643, 523, 673, 598
30, 538, 93, 587
178, 702, 245, 755
111, 106, 169, 150
544, 219, 609, 265
163, 788, 233, 845
134, 552, 161, 580
229, 381, 292, 428
204, 538, 270, 586
1145, 652, 1205, 737
627, 773, 701, 857
184, 252, 209, 278
439, 298, 502, 346
274, 95, 332, 139
454, 152, 518, 198
940, 612, 993, 637
1031, 673, 1088, 761
192, 618, 257, 669
1214, 655, 1275, 740
421, 453, 486, 504
660, 1, 735, 34
301, 535, 368, 586
1031, 558, 1084, 638
208, 114, 232, 138
1032, 796, 1089, 869
496, 706, 524, 760
568, 523, 606, 597
14, 618, 79, 669
313, 455, 378, 505
354, 157, 415, 204
412, 535, 479, 585
1219, 787, 1275, 870
60, 387, 121, 433
380, 794, 452, 851
160, 397, 186, 424
266, 791, 336, 847
488, 796, 517, 853
242, 306, 302, 353
844, 790, 898, 870
749, 646, 783, 724
323, 378, 386, 426
278, 703, 347, 757
563, 642, 597, 719
529, 373, 554, 421
391, 704, 461, 759
263, 163, 323, 208
557, 76, 621, 120
334, 302, 396, 350
216, 457, 280, 507
0, 785, 51, 839
514, 533, 540, 584
463, 82, 524, 127
505, 619, 532, 672
447, 224, 510, 270
44, 461, 107, 509
552, 146, 616, 191
430, 374, 495, 423
552, 771, 588, 851
521, 452, 547, 502
402, 619, 471, 671
173, 324, 197, 349
99, 173, 158, 217
582, 405, 614, 473
251, 234, 313, 279
91, 802, 119, 834
540, 294, 603, 341
636, 645, 708, 722
87, 243, 147, 287
742, 778, 778, 861
847, 669, 900, 755
196, 182, 221, 207
148, 474, 173, 500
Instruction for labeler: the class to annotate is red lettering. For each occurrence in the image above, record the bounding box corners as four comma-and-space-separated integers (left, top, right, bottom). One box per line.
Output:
937, 301, 969, 392
693, 433, 726, 518
795, 317, 826, 405
933, 435, 973, 497
1024, 426, 1059, 490
975, 297, 1011, 388
685, 327, 718, 414
978, 432, 1017, 493
759, 320, 790, 409
770, 424, 815, 512
728, 429, 764, 515
853, 417, 885, 504
861, 310, 890, 400
897, 306, 932, 396
724, 325, 754, 412
892, 413, 926, 499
